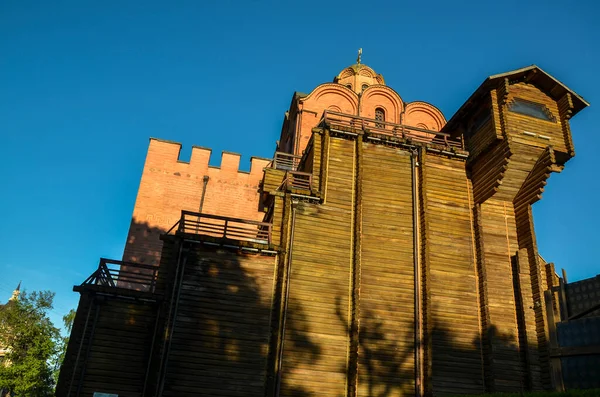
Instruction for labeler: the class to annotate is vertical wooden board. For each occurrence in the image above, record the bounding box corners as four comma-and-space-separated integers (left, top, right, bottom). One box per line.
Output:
280, 137, 354, 397
312, 133, 322, 190
272, 196, 284, 246
162, 248, 276, 397
423, 154, 484, 395
358, 144, 415, 397
515, 248, 544, 390
480, 198, 523, 390
515, 205, 551, 388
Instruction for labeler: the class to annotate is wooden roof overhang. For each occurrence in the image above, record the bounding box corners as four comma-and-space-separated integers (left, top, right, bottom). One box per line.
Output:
443, 65, 589, 135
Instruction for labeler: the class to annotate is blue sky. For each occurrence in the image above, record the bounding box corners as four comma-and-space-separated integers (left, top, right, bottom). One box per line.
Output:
1, 0, 599, 329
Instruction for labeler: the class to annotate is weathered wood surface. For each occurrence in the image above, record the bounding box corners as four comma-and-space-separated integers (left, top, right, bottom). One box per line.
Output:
421, 152, 484, 395
505, 82, 567, 154
279, 136, 354, 396
82, 301, 156, 397
58, 297, 158, 397
263, 168, 286, 193
358, 144, 415, 397
477, 198, 523, 391
161, 247, 276, 397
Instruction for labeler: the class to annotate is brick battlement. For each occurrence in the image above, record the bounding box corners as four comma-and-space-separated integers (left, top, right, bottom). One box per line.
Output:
148, 138, 270, 176
123, 138, 272, 266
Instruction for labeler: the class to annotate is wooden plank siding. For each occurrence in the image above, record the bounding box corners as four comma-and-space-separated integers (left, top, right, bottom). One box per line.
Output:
80, 300, 157, 397
466, 115, 496, 160
515, 205, 551, 389
160, 246, 277, 397
477, 198, 523, 391
279, 136, 355, 396
271, 195, 285, 247
421, 153, 484, 396
263, 168, 286, 193
505, 83, 567, 155
358, 144, 415, 397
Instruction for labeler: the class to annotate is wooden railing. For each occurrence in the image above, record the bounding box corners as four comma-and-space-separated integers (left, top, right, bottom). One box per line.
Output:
273, 152, 302, 171
168, 210, 272, 245
285, 171, 312, 190
321, 110, 464, 149
81, 259, 158, 293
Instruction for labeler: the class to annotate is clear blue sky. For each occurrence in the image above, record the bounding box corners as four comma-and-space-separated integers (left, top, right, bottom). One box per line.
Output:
1, 0, 599, 329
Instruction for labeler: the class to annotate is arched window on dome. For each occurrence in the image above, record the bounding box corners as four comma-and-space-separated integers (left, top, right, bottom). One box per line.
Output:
362, 84, 368, 92
346, 84, 352, 90
375, 107, 385, 128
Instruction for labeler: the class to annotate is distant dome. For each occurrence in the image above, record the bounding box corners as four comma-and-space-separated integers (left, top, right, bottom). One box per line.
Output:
334, 62, 385, 94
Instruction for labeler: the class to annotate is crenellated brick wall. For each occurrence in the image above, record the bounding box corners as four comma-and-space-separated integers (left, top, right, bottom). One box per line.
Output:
123, 138, 271, 266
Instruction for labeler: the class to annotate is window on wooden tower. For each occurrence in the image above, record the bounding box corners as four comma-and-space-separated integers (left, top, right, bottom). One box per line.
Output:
375, 107, 385, 128
508, 98, 556, 122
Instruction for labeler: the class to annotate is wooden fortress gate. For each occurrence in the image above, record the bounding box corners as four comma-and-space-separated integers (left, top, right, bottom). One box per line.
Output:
58, 66, 589, 397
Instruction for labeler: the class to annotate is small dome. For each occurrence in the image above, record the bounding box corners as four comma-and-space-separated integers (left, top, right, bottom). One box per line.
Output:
334, 61, 385, 95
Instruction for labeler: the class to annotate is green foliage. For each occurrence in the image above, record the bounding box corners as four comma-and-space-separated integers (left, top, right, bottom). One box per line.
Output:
53, 309, 76, 385
0, 291, 61, 397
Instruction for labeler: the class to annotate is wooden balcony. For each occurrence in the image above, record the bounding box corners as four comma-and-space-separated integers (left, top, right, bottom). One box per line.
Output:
284, 170, 312, 191
273, 152, 302, 171
168, 210, 273, 246
77, 258, 159, 294
321, 110, 464, 150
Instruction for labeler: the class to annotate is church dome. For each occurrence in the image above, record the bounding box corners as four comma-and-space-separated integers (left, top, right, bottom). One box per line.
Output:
334, 50, 385, 94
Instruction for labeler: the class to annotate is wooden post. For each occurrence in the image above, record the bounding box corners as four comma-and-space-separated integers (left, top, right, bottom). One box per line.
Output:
559, 273, 569, 321
544, 289, 565, 392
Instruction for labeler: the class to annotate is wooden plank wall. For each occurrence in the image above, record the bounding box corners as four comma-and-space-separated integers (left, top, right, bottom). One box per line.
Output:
279, 136, 354, 396
515, 247, 543, 391
81, 300, 157, 397
421, 153, 484, 395
358, 144, 415, 397
478, 198, 523, 391
271, 195, 285, 246
505, 83, 566, 154
515, 205, 550, 389
161, 247, 276, 397
263, 168, 286, 193
58, 294, 159, 397
467, 114, 496, 160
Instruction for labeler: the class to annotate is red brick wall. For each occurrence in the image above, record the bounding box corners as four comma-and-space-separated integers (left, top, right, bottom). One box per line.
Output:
123, 138, 270, 266
290, 84, 446, 155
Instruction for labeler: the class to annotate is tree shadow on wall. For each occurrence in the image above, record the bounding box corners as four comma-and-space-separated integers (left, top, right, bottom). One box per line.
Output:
159, 236, 320, 397
334, 294, 530, 397
277, 295, 322, 397
60, 220, 321, 397
335, 296, 416, 397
